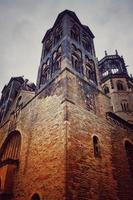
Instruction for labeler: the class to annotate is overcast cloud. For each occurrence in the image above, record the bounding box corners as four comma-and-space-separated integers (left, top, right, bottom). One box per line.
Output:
0, 0, 133, 92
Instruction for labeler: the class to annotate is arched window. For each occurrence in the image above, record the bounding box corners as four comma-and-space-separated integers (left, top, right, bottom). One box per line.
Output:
0, 131, 21, 163
125, 141, 133, 180
54, 22, 63, 45
71, 44, 83, 74
71, 24, 80, 42
103, 86, 109, 95
52, 46, 62, 73
44, 36, 52, 56
85, 56, 96, 82
31, 193, 40, 200
82, 33, 92, 54
117, 81, 124, 90
41, 59, 51, 84
93, 136, 101, 158
121, 102, 129, 112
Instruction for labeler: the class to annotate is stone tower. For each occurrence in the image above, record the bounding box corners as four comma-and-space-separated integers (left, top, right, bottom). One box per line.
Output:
98, 50, 133, 123
0, 10, 133, 200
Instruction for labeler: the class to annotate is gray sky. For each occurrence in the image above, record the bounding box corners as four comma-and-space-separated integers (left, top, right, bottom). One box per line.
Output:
0, 0, 133, 93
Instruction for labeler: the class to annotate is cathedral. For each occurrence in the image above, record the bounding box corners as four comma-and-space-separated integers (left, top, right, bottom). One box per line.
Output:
0, 10, 133, 200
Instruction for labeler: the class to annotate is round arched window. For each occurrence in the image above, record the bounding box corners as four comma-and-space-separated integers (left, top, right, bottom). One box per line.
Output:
31, 193, 40, 200
117, 81, 124, 90
125, 140, 133, 180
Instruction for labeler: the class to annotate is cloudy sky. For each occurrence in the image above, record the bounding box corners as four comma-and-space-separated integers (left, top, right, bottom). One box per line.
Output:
0, 0, 133, 93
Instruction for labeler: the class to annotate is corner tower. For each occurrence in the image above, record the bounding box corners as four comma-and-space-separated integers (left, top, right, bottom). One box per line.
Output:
98, 50, 133, 123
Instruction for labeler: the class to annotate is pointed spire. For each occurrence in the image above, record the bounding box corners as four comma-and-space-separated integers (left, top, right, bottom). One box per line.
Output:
105, 50, 108, 56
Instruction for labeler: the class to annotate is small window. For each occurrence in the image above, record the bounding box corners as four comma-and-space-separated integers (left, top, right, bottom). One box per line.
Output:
117, 82, 124, 90
103, 86, 109, 95
121, 102, 129, 112
125, 141, 133, 181
71, 24, 80, 42
93, 136, 101, 158
31, 193, 40, 200
16, 96, 22, 108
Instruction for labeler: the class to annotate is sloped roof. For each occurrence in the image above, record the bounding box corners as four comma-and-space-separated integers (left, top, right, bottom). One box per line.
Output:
42, 9, 94, 43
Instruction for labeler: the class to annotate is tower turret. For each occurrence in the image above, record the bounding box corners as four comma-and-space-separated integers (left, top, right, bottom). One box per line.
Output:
98, 51, 133, 123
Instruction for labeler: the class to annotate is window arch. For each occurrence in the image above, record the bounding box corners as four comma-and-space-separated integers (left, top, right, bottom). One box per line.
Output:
85, 56, 96, 82
125, 140, 133, 180
52, 45, 62, 73
41, 58, 51, 85
0, 131, 21, 163
54, 22, 63, 45
71, 24, 80, 42
103, 86, 109, 95
31, 193, 40, 200
71, 44, 83, 74
82, 33, 92, 54
93, 136, 101, 158
121, 102, 129, 112
117, 81, 124, 91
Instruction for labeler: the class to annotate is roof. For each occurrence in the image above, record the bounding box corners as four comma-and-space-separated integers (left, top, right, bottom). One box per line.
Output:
1, 76, 24, 93
42, 9, 95, 43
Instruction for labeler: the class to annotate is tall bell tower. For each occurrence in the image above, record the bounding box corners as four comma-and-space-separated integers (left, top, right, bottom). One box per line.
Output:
36, 10, 98, 92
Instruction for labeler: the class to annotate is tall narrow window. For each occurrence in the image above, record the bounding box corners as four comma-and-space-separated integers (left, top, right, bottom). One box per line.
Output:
93, 136, 101, 158
85, 56, 96, 82
71, 25, 80, 42
125, 141, 133, 180
71, 44, 83, 74
117, 81, 124, 90
54, 23, 63, 45
121, 102, 129, 112
52, 46, 62, 73
41, 59, 50, 85
103, 86, 109, 95
31, 193, 40, 200
82, 33, 92, 54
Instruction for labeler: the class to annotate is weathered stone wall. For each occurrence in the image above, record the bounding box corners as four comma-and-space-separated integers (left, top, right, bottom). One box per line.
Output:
65, 100, 118, 200
0, 71, 68, 200
111, 126, 133, 200
0, 69, 133, 200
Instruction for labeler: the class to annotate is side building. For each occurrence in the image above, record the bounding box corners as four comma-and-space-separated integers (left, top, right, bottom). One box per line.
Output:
0, 10, 133, 200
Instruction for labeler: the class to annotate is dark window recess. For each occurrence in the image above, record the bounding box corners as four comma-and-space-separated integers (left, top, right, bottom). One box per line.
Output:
121, 103, 129, 112
52, 46, 62, 73
54, 24, 63, 45
117, 82, 124, 90
71, 44, 83, 74
104, 86, 109, 95
85, 56, 96, 82
71, 25, 80, 42
125, 141, 133, 181
44, 38, 52, 57
72, 55, 83, 74
93, 136, 101, 158
16, 96, 22, 108
31, 193, 40, 200
82, 38, 92, 54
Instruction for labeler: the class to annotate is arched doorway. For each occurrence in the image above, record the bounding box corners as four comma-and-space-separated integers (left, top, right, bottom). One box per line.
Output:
0, 130, 21, 199
31, 193, 40, 200
125, 140, 133, 180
